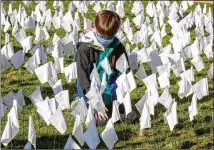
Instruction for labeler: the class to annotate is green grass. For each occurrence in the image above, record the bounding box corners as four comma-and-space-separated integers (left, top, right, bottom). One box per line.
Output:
1, 1, 213, 149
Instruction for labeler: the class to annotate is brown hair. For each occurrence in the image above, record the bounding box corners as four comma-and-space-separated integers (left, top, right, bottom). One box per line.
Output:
95, 10, 121, 38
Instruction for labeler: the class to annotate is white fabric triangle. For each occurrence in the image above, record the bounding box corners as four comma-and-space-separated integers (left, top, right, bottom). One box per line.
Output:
55, 90, 70, 110
116, 29, 127, 43
136, 48, 151, 63
28, 116, 36, 149
177, 77, 193, 99
142, 73, 158, 89
2, 91, 14, 109
15, 89, 26, 111
204, 42, 213, 60
52, 16, 61, 29
47, 98, 58, 114
52, 79, 63, 95
84, 17, 92, 30
64, 62, 78, 83
191, 55, 204, 72
35, 99, 52, 125
82, 119, 100, 149
24, 55, 39, 74
85, 102, 94, 127
49, 107, 67, 134
61, 20, 71, 33
135, 64, 147, 80
158, 87, 173, 110
71, 97, 88, 122
24, 141, 32, 149
10, 50, 25, 69
100, 57, 112, 75
135, 92, 148, 115
163, 101, 178, 132
139, 102, 151, 134
112, 100, 121, 123
192, 78, 209, 100
116, 53, 129, 73
188, 94, 198, 121
123, 92, 132, 116
158, 72, 170, 89
127, 70, 137, 92
64, 135, 81, 149
54, 57, 64, 74
116, 73, 130, 93
128, 52, 138, 70
1, 104, 20, 146
171, 58, 185, 77
207, 62, 213, 79
1, 43, 14, 60
147, 49, 163, 74
35, 62, 55, 84
100, 71, 107, 94
100, 119, 118, 149
72, 115, 84, 146
179, 66, 195, 83
28, 86, 43, 107
133, 13, 144, 28
51, 41, 64, 59
90, 63, 101, 86
93, 2, 102, 14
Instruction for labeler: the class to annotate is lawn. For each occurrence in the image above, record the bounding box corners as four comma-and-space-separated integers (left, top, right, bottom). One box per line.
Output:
0, 1, 213, 149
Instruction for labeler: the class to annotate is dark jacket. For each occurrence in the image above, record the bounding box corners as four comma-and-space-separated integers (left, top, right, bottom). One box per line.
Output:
74, 42, 130, 96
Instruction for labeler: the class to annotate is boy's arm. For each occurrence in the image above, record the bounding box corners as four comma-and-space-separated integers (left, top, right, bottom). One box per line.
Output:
74, 43, 91, 95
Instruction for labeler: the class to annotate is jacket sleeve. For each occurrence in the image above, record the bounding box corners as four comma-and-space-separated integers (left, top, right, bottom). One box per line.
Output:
74, 42, 91, 95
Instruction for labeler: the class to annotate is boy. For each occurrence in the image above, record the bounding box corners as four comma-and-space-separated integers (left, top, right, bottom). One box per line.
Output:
73, 10, 136, 123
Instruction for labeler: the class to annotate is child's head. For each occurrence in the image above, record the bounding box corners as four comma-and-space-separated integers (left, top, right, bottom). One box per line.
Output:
95, 10, 121, 39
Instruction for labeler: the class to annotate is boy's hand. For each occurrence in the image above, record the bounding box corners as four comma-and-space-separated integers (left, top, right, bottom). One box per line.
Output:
94, 108, 109, 121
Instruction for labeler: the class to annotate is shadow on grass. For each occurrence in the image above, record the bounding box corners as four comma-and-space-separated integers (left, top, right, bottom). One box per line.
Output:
171, 92, 213, 106
1, 133, 89, 149
7, 80, 38, 87
1, 134, 69, 149
204, 142, 213, 149
194, 127, 211, 136
181, 141, 197, 149
115, 141, 144, 149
